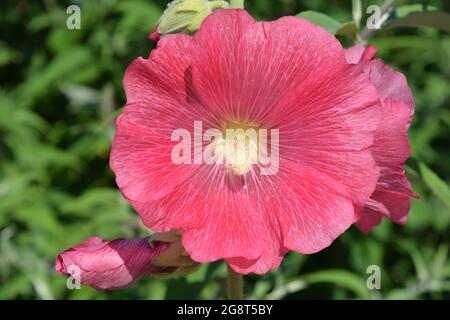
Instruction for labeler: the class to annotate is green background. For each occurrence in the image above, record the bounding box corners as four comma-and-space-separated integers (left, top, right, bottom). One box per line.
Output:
0, 0, 449, 299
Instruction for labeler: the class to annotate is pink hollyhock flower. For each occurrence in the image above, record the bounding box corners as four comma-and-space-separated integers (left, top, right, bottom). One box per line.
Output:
56, 235, 195, 290
345, 45, 419, 233
111, 9, 384, 274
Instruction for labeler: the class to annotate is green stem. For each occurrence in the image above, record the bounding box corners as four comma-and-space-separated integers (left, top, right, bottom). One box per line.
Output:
358, 0, 396, 43
229, 0, 244, 9
227, 264, 244, 300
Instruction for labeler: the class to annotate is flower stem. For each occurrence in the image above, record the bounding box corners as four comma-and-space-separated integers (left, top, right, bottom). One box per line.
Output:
227, 264, 244, 300
229, 0, 244, 9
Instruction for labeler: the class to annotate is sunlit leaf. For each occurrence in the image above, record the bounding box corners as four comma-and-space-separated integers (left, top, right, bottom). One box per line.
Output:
420, 163, 450, 210
297, 11, 342, 34
394, 4, 437, 18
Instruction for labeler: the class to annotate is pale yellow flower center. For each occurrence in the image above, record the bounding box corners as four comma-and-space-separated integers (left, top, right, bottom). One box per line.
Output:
215, 123, 259, 176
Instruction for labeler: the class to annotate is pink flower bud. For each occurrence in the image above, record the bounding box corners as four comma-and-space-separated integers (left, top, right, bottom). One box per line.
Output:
56, 236, 176, 290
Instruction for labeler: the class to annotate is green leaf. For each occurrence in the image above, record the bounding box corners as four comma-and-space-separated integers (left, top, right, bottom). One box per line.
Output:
336, 21, 358, 40
0, 43, 22, 67
389, 11, 450, 32
411, 250, 429, 282
394, 4, 437, 18
431, 244, 449, 279
115, 0, 162, 39
420, 163, 450, 209
299, 269, 369, 298
271, 269, 370, 299
266, 280, 308, 300
297, 11, 342, 35
18, 47, 95, 103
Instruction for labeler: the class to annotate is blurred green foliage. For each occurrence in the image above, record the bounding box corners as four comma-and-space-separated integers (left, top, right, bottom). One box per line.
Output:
0, 0, 449, 300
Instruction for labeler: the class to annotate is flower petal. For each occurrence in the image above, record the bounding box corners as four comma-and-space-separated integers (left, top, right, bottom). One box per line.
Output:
355, 204, 383, 233
257, 160, 357, 254
132, 165, 269, 262
359, 99, 417, 232
345, 45, 417, 232
345, 45, 414, 112
364, 59, 415, 112
123, 34, 192, 105
190, 11, 346, 123
111, 35, 216, 202
344, 44, 377, 64
266, 63, 381, 212
110, 104, 198, 202
224, 158, 358, 274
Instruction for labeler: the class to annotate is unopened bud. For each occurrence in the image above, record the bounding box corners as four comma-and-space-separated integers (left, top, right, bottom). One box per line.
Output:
150, 0, 229, 41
